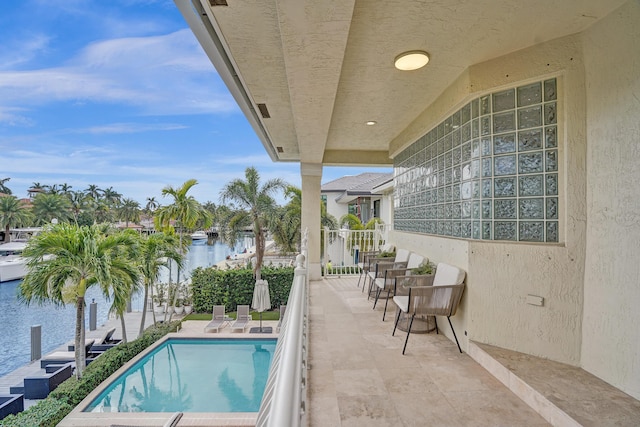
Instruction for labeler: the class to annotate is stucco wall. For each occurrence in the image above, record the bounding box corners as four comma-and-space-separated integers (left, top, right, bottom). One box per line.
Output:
581, 0, 640, 399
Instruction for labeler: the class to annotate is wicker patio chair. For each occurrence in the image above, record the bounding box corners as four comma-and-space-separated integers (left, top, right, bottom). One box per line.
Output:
373, 252, 427, 318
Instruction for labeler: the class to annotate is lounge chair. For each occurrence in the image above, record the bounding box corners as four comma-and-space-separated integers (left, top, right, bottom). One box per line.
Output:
231, 305, 251, 332
276, 305, 287, 333
66, 338, 96, 352
91, 328, 122, 351
40, 351, 101, 368
204, 305, 231, 333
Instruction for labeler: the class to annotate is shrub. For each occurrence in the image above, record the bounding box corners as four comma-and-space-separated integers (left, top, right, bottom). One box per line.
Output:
0, 320, 181, 427
191, 266, 294, 313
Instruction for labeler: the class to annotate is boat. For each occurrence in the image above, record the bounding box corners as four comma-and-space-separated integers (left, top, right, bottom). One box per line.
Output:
190, 230, 208, 241
0, 228, 42, 282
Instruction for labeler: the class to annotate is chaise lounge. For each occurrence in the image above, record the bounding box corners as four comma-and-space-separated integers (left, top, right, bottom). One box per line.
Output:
230, 305, 251, 332
204, 305, 232, 333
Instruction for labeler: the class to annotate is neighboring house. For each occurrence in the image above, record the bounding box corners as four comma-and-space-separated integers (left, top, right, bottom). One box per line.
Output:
321, 173, 393, 226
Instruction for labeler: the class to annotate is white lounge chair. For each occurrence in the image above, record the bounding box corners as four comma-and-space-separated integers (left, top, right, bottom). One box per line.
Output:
231, 305, 251, 332
204, 305, 230, 333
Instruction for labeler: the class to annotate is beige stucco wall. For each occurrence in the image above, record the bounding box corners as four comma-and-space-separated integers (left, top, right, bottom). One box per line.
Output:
580, 0, 640, 399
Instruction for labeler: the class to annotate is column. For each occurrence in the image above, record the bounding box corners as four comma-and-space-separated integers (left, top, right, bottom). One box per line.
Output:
300, 162, 322, 280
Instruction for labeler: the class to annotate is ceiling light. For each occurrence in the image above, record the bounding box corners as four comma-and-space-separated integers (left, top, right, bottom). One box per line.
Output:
394, 50, 430, 71
366, 121, 377, 126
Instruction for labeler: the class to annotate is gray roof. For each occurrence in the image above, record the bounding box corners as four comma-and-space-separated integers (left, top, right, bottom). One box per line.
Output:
321, 172, 393, 195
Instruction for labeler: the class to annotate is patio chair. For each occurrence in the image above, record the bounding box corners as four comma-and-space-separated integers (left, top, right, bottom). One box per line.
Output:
392, 262, 466, 354
231, 305, 251, 332
276, 305, 287, 333
204, 305, 231, 333
373, 252, 426, 316
91, 327, 123, 351
365, 248, 410, 293
356, 250, 379, 288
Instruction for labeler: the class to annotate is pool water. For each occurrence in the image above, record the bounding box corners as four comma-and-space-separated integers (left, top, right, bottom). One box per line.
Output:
84, 338, 276, 413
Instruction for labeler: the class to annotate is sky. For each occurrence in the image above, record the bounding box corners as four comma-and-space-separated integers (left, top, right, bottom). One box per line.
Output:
0, 0, 389, 207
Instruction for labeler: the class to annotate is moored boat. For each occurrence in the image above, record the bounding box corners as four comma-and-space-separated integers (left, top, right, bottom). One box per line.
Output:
190, 230, 208, 241
0, 228, 43, 282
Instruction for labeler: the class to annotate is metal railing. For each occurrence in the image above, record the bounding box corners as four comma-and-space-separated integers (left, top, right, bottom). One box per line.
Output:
256, 230, 309, 427
322, 223, 392, 277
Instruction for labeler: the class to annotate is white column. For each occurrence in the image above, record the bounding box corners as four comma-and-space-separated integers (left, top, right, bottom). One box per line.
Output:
300, 163, 322, 280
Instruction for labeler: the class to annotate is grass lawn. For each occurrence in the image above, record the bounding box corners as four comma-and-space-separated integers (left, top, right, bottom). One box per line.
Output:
184, 309, 281, 321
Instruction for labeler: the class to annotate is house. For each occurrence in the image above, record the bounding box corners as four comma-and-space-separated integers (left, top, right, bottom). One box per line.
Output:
321, 172, 393, 226
177, 0, 640, 405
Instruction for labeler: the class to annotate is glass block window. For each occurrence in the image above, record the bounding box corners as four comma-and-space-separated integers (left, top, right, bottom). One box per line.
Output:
394, 78, 559, 242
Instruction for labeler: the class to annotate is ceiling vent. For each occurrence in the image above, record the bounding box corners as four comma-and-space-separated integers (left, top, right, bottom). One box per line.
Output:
276, 146, 284, 153
209, 0, 228, 6
257, 103, 271, 119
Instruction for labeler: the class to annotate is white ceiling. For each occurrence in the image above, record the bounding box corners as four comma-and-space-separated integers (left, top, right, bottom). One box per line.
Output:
181, 0, 625, 166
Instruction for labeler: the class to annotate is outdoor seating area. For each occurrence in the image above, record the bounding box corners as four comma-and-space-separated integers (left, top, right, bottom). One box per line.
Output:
203, 305, 233, 333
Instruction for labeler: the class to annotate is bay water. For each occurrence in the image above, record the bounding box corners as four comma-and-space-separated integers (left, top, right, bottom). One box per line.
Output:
0, 240, 236, 377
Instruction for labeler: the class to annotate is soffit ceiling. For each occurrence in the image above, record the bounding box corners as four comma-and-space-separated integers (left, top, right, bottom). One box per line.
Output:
194, 0, 624, 166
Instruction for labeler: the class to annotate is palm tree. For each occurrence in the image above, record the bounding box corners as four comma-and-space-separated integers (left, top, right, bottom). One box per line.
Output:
31, 193, 72, 225
0, 196, 33, 242
220, 167, 286, 280
154, 179, 212, 314
102, 187, 122, 208
28, 182, 46, 199
0, 177, 12, 195
136, 232, 183, 334
68, 191, 88, 224
145, 197, 159, 215
84, 184, 103, 201
19, 224, 140, 378
119, 198, 141, 227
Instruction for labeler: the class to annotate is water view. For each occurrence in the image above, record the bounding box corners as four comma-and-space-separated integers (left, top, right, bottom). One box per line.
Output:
0, 240, 237, 378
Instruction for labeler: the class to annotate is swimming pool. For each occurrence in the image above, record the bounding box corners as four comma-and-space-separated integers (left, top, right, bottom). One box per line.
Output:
84, 338, 276, 413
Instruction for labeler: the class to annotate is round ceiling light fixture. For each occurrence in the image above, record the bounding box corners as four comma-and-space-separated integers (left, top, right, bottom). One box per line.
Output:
394, 50, 430, 71
366, 120, 377, 126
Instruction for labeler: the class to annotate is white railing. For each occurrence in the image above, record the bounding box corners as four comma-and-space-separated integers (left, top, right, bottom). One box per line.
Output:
322, 223, 390, 277
256, 230, 308, 427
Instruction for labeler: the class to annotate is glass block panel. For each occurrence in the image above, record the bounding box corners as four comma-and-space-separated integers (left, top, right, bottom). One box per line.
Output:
546, 197, 558, 219
471, 180, 480, 198
480, 95, 491, 115
494, 155, 517, 175
452, 202, 461, 217
494, 221, 517, 240
443, 221, 452, 236
461, 103, 471, 124
482, 222, 492, 239
461, 221, 471, 238
518, 82, 542, 107
546, 221, 559, 242
545, 126, 557, 148
462, 201, 471, 218
444, 134, 453, 152
544, 78, 557, 101
481, 116, 491, 136
494, 177, 517, 198
472, 119, 480, 138
471, 99, 479, 118
452, 221, 461, 237
444, 185, 452, 201
472, 221, 480, 238
481, 137, 492, 156
462, 163, 471, 180
546, 173, 558, 195
452, 111, 461, 130
518, 152, 543, 174
482, 179, 492, 198
545, 102, 557, 124
453, 166, 461, 183
437, 123, 444, 139
472, 139, 481, 158
437, 221, 445, 234
493, 111, 516, 133
444, 151, 452, 168
471, 159, 481, 179
495, 199, 517, 218
519, 222, 544, 242
472, 201, 481, 219
546, 150, 558, 172
519, 175, 544, 196
493, 88, 515, 112
444, 116, 453, 135
452, 129, 461, 148
482, 200, 492, 219
461, 123, 471, 144
461, 181, 472, 199
518, 128, 543, 152
461, 142, 471, 162
519, 198, 544, 219
494, 133, 516, 154
453, 183, 461, 199
482, 158, 493, 177
518, 106, 542, 129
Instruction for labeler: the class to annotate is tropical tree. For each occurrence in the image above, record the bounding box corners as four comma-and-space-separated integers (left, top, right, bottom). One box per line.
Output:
136, 232, 183, 334
28, 182, 46, 199
68, 191, 89, 224
220, 167, 286, 279
31, 193, 72, 225
0, 196, 33, 242
102, 187, 122, 208
84, 184, 103, 201
19, 224, 141, 378
145, 197, 159, 215
119, 198, 141, 227
154, 179, 212, 314
0, 177, 12, 195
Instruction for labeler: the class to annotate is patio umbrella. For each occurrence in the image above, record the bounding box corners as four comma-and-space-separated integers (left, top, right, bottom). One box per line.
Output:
251, 279, 271, 333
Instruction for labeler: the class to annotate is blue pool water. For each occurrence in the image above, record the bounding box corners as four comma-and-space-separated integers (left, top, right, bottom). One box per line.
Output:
84, 338, 276, 413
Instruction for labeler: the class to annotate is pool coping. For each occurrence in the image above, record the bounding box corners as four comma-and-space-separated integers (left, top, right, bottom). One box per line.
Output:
58, 322, 279, 427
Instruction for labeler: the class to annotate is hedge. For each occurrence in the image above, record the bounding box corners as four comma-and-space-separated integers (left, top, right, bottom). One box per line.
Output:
191, 265, 294, 314
0, 320, 181, 427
